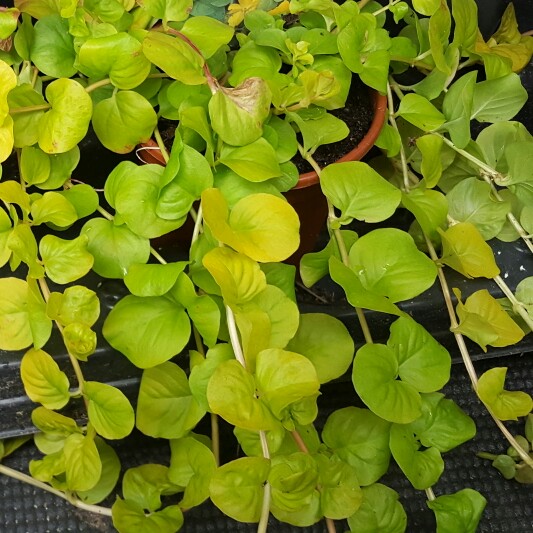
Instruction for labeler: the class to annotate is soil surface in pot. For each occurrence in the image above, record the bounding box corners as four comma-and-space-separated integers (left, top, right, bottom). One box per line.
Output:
292, 75, 374, 173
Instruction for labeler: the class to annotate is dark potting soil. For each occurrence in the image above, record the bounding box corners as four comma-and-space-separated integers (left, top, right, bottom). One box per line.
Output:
292, 75, 375, 173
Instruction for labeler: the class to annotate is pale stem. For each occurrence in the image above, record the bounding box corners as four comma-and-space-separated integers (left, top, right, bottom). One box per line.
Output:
210, 413, 220, 467
149, 247, 168, 265
438, 135, 502, 179
95, 205, 114, 221
425, 487, 436, 501
480, 174, 533, 255
191, 203, 203, 245
154, 127, 170, 164
357, 0, 373, 8
424, 235, 533, 468
386, 81, 410, 190
372, 0, 403, 17
225, 303, 271, 532
0, 464, 112, 517
84, 78, 111, 93
493, 275, 533, 331
9, 104, 51, 115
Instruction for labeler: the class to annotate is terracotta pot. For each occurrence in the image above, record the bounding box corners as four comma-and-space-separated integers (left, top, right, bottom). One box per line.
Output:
140, 89, 388, 264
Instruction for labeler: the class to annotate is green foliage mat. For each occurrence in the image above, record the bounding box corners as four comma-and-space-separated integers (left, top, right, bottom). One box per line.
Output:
1, 352, 532, 532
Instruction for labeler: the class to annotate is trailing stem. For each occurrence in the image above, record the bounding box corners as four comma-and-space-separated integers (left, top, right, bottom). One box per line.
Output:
0, 464, 112, 516
424, 235, 533, 469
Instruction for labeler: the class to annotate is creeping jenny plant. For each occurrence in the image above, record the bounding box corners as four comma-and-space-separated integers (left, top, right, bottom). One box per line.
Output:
0, 0, 533, 531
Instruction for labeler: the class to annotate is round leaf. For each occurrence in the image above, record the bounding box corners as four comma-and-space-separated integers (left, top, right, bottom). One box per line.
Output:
38, 79, 93, 154
348, 228, 437, 303
85, 381, 135, 440
63, 433, 102, 492
81, 218, 150, 279
477, 367, 533, 421
0, 277, 32, 350
136, 362, 206, 439
92, 91, 157, 153
320, 162, 401, 224
209, 457, 270, 523
103, 295, 191, 368
352, 344, 422, 424
286, 313, 354, 383
20, 348, 70, 410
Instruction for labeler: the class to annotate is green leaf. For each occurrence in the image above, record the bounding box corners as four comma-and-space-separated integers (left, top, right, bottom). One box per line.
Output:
136, 362, 206, 439
397, 94, 446, 132
0, 208, 12, 268
20, 146, 50, 185
27, 277, 52, 350
30, 15, 76, 78
40, 235, 94, 284
388, 317, 450, 392
20, 348, 70, 409
471, 74, 528, 123
0, 180, 30, 212
219, 138, 282, 182
353, 343, 422, 424
300, 230, 358, 288
189, 344, 234, 411
81, 218, 150, 279
7, 224, 44, 278
45, 288, 98, 332
389, 423, 444, 490
0, 277, 32, 350
122, 464, 181, 513
428, 489, 487, 533
38, 147, 81, 190
229, 41, 282, 86
442, 72, 476, 149
169, 436, 217, 508
290, 111, 350, 154
209, 457, 270, 523
124, 262, 188, 297
439, 222, 500, 278
320, 162, 401, 224
92, 91, 157, 153
348, 228, 437, 303
322, 407, 391, 486
202, 188, 300, 263
63, 433, 102, 492
347, 483, 407, 533
31, 191, 78, 227
112, 499, 183, 533
286, 313, 354, 383
268, 452, 321, 527
428, 2, 451, 74
255, 348, 320, 428
412, 0, 439, 15
208, 78, 271, 146
408, 393, 476, 452
38, 79, 93, 154
316, 454, 363, 519
499, 140, 533, 187
401, 188, 448, 241
85, 381, 134, 440
8, 84, 47, 148
516, 277, 533, 321
103, 295, 190, 368
207, 359, 279, 431
78, 32, 151, 90
63, 322, 97, 362
59, 184, 98, 218
447, 178, 509, 239
415, 135, 444, 187
142, 30, 204, 84
202, 247, 266, 306
477, 367, 533, 421
77, 438, 121, 505
141, 0, 192, 24
329, 257, 405, 317
453, 289, 524, 351
375, 123, 401, 157
180, 16, 234, 59
32, 407, 81, 436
